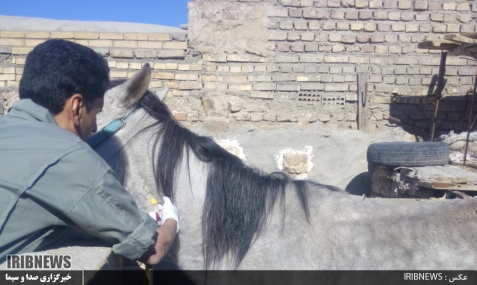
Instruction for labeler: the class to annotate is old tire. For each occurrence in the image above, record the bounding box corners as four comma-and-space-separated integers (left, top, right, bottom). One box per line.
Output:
367, 142, 449, 167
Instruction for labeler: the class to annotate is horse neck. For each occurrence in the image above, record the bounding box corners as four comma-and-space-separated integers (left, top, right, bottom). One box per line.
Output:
99, 109, 166, 211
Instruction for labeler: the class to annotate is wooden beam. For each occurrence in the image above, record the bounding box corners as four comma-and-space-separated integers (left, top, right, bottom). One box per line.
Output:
429, 52, 447, 141
357, 73, 369, 131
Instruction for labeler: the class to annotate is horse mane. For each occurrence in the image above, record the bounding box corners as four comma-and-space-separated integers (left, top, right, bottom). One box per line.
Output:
138, 91, 314, 268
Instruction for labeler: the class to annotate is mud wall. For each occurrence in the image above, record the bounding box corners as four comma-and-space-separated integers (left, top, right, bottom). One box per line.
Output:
1, 0, 477, 134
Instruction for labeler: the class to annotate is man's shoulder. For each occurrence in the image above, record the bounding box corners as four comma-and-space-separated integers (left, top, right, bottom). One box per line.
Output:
1, 115, 81, 148
0, 116, 111, 175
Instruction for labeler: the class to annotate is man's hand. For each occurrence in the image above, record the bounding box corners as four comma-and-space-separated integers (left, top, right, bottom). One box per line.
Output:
148, 196, 179, 233
144, 197, 179, 265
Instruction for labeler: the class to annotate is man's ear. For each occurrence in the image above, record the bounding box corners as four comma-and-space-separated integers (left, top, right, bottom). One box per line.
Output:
69, 94, 84, 126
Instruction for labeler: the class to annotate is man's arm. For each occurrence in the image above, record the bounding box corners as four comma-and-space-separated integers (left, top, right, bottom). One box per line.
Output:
142, 196, 180, 265
144, 219, 177, 265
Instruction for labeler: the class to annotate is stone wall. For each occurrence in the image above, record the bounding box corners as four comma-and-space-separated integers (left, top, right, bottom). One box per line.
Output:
1, 0, 477, 135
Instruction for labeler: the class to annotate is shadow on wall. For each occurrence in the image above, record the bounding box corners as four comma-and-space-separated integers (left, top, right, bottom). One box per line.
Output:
388, 94, 477, 140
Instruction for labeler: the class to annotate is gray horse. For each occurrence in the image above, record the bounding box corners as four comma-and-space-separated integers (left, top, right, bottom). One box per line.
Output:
93, 64, 477, 270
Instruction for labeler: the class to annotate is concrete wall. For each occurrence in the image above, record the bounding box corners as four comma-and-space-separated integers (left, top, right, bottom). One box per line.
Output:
1, 0, 477, 135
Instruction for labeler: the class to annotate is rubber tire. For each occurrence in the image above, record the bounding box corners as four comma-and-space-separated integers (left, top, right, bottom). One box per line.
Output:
367, 142, 450, 167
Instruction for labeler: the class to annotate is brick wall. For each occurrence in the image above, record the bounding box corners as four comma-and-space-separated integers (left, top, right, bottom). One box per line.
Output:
1, 0, 477, 135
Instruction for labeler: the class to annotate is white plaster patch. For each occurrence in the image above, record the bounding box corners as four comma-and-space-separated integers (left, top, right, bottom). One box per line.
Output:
215, 139, 247, 161
275, 146, 314, 179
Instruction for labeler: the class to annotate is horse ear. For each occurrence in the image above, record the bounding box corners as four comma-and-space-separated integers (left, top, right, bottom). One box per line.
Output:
155, 88, 169, 102
118, 63, 151, 107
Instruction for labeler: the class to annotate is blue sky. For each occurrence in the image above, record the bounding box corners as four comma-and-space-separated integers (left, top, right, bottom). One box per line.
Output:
1, 0, 190, 28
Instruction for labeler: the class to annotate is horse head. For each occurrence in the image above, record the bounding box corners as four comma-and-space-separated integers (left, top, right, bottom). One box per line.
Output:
96, 63, 167, 131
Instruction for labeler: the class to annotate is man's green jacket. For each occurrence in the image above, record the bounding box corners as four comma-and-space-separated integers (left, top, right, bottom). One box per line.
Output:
0, 99, 157, 262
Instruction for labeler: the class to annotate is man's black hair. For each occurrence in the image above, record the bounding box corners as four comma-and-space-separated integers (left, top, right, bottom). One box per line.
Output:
19, 39, 110, 114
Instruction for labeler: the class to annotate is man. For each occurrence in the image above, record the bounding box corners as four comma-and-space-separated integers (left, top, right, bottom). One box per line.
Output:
0, 39, 178, 265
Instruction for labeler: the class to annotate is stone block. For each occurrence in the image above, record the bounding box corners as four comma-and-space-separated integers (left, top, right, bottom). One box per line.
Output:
253, 83, 276, 91
325, 84, 349, 91
229, 84, 252, 91
157, 50, 185, 59
327, 0, 341, 8
301, 0, 314, 6
289, 8, 303, 18
11, 47, 32, 55
324, 55, 349, 63
250, 113, 264, 122
432, 23, 446, 33
303, 8, 317, 19
228, 99, 244, 112
456, 2, 470, 11
322, 22, 336, 30
149, 33, 171, 41
123, 33, 148, 40
179, 81, 202, 90
163, 41, 188, 50
317, 113, 331, 122
269, 7, 288, 17
337, 22, 349, 31
401, 12, 414, 21
350, 22, 364, 31
282, 152, 309, 176
113, 40, 137, 48
373, 11, 387, 20
331, 10, 345, 20
342, 35, 356, 44
88, 40, 113, 47
355, 0, 368, 8
300, 83, 324, 91
345, 10, 358, 20
74, 32, 99, 39
138, 41, 163, 49
430, 13, 444, 22
299, 54, 324, 63
223, 11, 240, 20
152, 72, 175, 80
369, 0, 382, 8
110, 49, 134, 58
175, 74, 200, 81
1, 30, 26, 38
392, 23, 405, 32
24, 31, 49, 39
415, 12, 429, 21
173, 112, 187, 121
388, 12, 400, 20
275, 42, 289, 52
308, 21, 321, 30
359, 10, 373, 20
0, 38, 26, 46
405, 24, 419, 33
342, 0, 355, 7
251, 91, 274, 99
99, 33, 123, 40
134, 50, 157, 58
329, 33, 342, 42
398, 0, 412, 9
413, 0, 428, 11
204, 117, 230, 132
